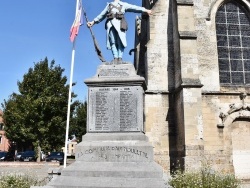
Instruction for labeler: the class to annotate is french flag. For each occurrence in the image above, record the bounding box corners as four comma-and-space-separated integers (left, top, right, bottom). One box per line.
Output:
70, 0, 83, 42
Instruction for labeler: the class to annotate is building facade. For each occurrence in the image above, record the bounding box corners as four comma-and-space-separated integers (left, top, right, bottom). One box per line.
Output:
0, 110, 10, 151
135, 0, 250, 180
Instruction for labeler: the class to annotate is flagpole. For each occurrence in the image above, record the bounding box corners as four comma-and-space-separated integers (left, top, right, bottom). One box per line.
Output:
64, 0, 78, 168
64, 39, 76, 168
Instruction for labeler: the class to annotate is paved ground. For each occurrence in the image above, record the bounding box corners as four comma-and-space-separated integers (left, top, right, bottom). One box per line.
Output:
0, 159, 75, 182
241, 180, 250, 188
0, 161, 249, 187
0, 161, 61, 181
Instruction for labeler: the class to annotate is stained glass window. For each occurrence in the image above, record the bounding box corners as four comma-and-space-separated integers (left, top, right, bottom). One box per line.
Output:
216, 1, 250, 85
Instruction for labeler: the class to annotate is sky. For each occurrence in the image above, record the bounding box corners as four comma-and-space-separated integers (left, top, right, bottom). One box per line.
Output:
0, 0, 145, 109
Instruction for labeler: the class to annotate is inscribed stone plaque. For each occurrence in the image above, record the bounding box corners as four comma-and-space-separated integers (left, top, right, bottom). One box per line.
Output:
88, 86, 143, 132
98, 68, 130, 77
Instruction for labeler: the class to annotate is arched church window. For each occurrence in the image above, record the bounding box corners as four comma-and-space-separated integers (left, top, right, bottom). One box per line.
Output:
216, 1, 250, 85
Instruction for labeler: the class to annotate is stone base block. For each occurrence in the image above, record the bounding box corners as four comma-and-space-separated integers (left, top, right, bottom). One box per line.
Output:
47, 176, 166, 188
46, 161, 166, 188
60, 161, 163, 178
37, 133, 166, 188
76, 133, 154, 162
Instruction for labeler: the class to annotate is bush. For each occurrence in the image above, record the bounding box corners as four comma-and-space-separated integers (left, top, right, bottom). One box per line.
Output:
169, 166, 241, 188
0, 172, 48, 188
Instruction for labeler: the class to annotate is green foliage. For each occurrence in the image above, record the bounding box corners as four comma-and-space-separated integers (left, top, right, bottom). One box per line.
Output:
70, 101, 87, 142
169, 166, 241, 188
1, 57, 84, 152
0, 172, 47, 188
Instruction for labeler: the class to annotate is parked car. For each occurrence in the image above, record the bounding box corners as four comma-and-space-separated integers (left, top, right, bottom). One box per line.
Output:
19, 151, 36, 162
0, 152, 6, 161
45, 152, 64, 164
0, 151, 14, 161
14, 152, 24, 161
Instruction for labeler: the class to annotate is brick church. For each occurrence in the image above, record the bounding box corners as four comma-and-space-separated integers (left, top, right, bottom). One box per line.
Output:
134, 0, 250, 180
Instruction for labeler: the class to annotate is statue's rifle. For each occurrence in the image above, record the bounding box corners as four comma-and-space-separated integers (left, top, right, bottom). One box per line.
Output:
82, 7, 106, 62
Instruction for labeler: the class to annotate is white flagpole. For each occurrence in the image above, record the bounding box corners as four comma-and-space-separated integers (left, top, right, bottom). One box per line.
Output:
64, 0, 78, 168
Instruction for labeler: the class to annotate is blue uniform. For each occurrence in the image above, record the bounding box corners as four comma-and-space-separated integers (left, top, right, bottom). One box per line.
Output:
93, 1, 146, 59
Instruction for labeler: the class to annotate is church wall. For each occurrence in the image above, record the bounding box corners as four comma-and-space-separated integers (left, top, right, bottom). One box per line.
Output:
231, 121, 250, 179
201, 93, 250, 174
172, 90, 185, 169
193, 0, 221, 92
172, 0, 181, 89
142, 0, 174, 173
144, 94, 171, 172
192, 0, 250, 175
202, 94, 234, 172
174, 0, 205, 170
140, 0, 250, 176
147, 0, 170, 92
194, 0, 250, 92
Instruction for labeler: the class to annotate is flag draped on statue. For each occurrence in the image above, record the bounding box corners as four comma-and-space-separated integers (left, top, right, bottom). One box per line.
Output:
70, 0, 83, 42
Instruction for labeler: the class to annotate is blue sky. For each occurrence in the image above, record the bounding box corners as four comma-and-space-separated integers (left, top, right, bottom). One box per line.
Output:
0, 0, 144, 109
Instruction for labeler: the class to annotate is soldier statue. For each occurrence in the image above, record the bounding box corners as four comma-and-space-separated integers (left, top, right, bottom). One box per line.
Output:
87, 0, 152, 64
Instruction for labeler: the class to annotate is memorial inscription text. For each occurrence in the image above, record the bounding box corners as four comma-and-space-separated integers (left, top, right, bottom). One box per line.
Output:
89, 86, 142, 132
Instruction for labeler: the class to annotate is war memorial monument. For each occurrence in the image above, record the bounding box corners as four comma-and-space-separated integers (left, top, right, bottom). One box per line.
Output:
27, 0, 250, 186
34, 0, 166, 187
39, 63, 166, 188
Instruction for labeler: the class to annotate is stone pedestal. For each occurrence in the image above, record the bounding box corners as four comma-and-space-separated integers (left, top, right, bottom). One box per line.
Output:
39, 63, 166, 188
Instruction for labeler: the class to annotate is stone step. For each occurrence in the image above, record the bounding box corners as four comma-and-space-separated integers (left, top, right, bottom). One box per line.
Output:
47, 176, 167, 188
61, 161, 163, 178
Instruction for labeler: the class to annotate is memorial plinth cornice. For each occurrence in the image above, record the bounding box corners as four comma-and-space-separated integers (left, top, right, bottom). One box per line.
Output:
85, 77, 147, 90
84, 63, 147, 90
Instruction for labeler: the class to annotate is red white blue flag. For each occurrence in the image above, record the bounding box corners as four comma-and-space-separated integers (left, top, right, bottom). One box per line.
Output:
70, 0, 83, 42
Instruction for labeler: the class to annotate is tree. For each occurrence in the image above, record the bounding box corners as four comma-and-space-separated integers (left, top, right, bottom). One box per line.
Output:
70, 101, 87, 142
2, 58, 79, 152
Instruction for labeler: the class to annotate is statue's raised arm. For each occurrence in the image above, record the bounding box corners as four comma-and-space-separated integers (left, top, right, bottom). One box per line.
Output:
87, 0, 152, 64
